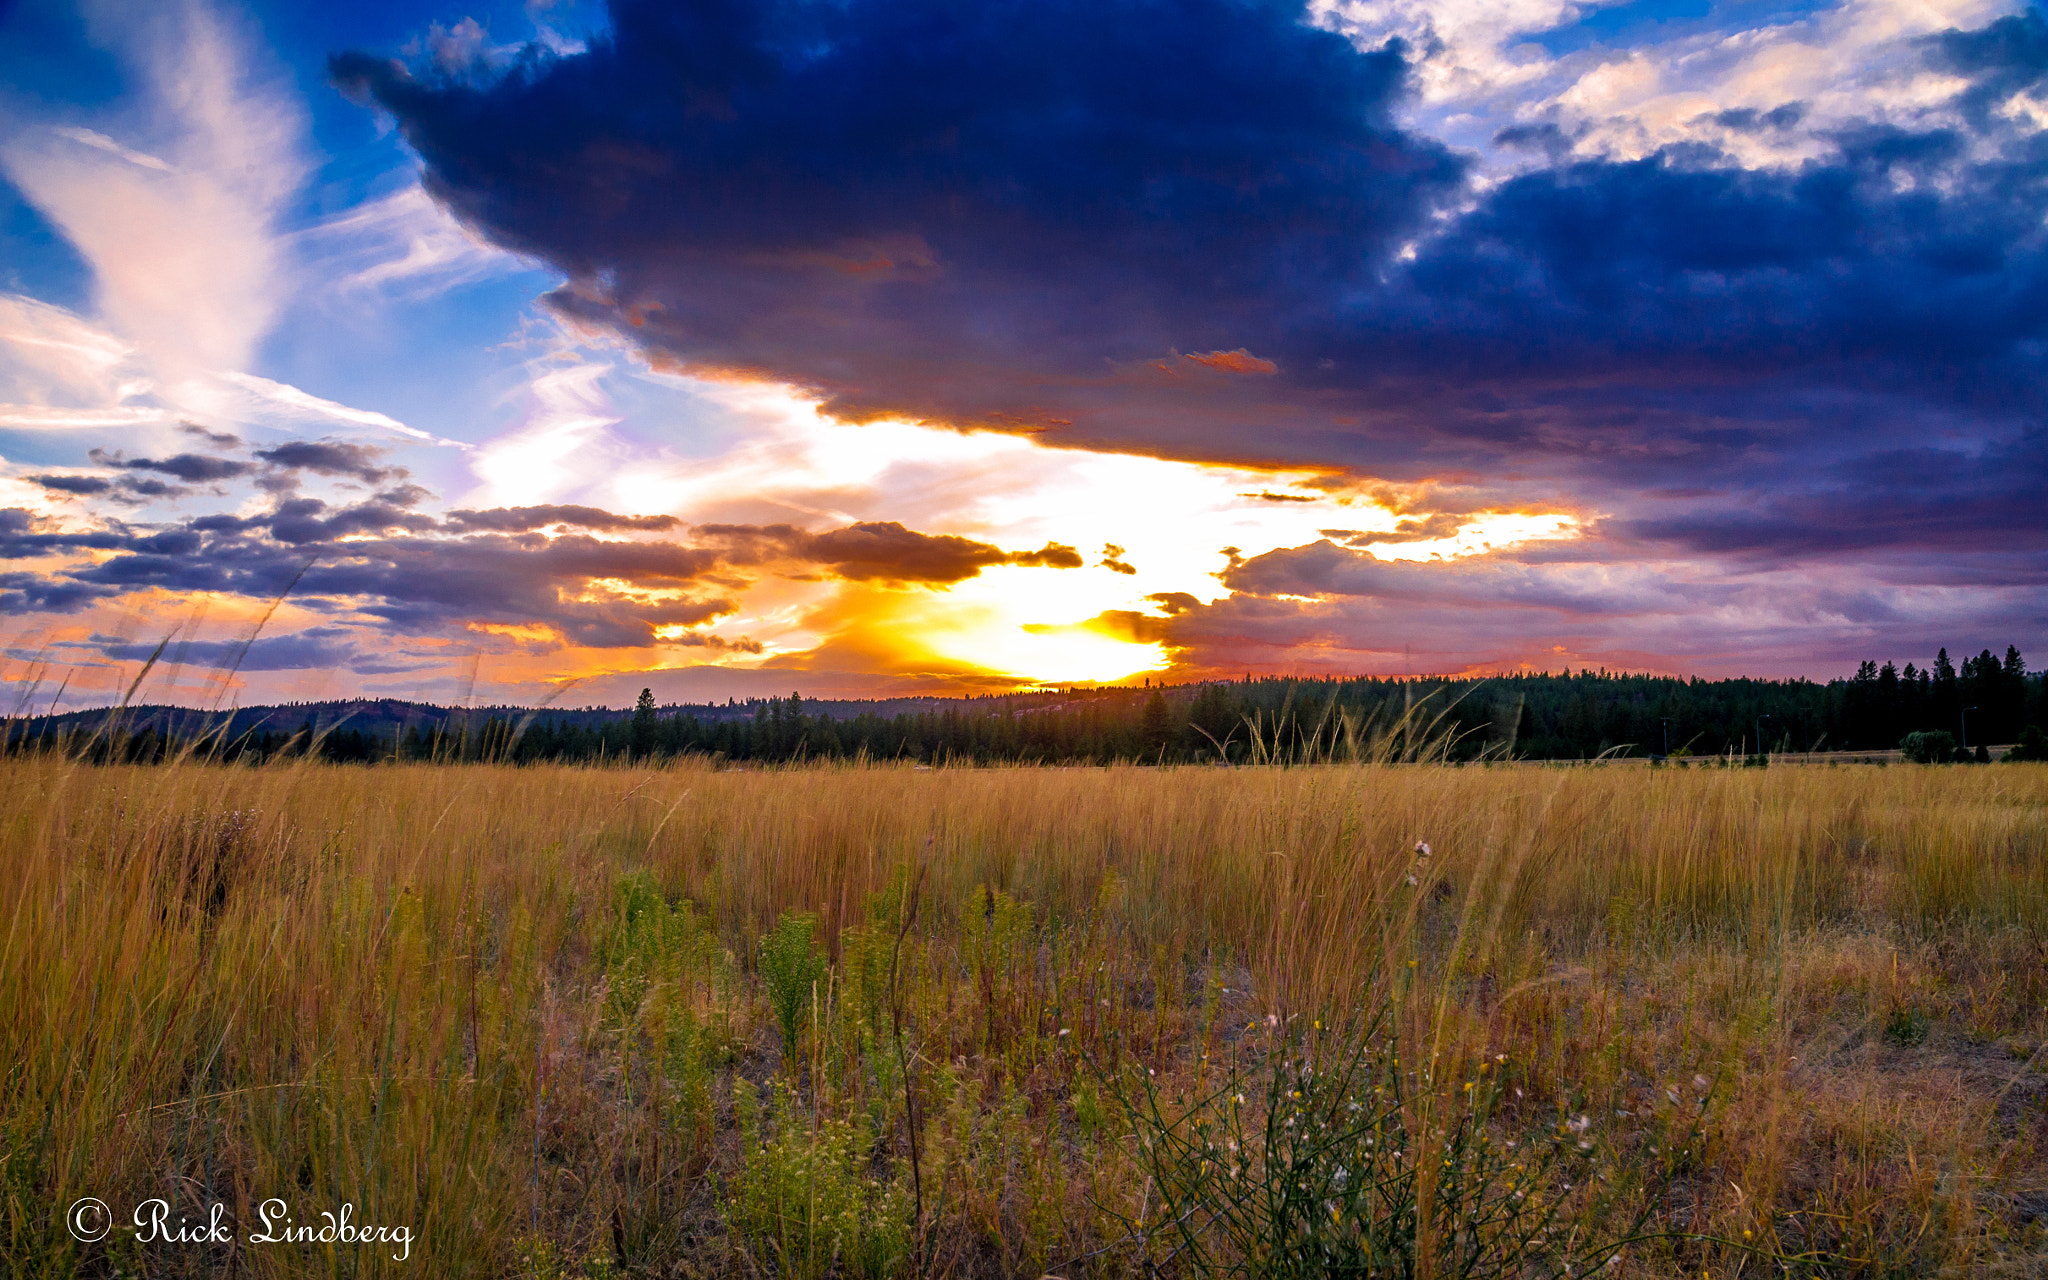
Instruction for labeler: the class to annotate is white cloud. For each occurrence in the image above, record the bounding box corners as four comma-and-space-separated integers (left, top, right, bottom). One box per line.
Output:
1318, 0, 2025, 168
212, 370, 444, 441
49, 126, 174, 172
0, 293, 148, 407
465, 359, 623, 505
0, 7, 459, 459
0, 1, 304, 382
297, 184, 524, 300
0, 405, 172, 430
0, 293, 448, 452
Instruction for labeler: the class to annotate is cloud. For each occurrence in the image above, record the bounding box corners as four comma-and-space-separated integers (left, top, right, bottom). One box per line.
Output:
295, 183, 523, 299
698, 521, 1084, 585
0, 475, 1087, 656
1131, 536, 2048, 679
330, 2, 2048, 585
443, 504, 681, 533
29, 474, 114, 496
1, 2, 304, 382
464, 359, 622, 506
1334, 513, 1468, 545
0, 405, 171, 430
178, 421, 240, 447
211, 371, 427, 441
50, 126, 174, 173
332, 0, 1464, 439
0, 500, 735, 648
1320, 0, 2015, 167
1222, 539, 1690, 615
1182, 349, 1280, 375
91, 626, 360, 672
12, 0, 2042, 696
87, 447, 253, 483
21, 468, 207, 505
1618, 428, 2048, 559
1011, 542, 1086, 569
257, 491, 439, 544
0, 292, 144, 406
0, 295, 423, 457
254, 440, 402, 484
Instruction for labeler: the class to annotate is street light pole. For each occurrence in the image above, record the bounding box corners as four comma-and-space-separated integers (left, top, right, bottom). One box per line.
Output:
1659, 717, 1672, 757
1961, 706, 1977, 751
1755, 714, 1773, 760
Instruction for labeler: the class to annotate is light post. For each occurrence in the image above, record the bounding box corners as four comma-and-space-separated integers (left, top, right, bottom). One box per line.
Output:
1659, 717, 1672, 757
1961, 706, 1977, 751
1755, 714, 1774, 760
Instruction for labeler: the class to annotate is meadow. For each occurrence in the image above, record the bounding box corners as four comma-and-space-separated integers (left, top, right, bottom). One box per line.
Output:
1, 756, 2044, 1277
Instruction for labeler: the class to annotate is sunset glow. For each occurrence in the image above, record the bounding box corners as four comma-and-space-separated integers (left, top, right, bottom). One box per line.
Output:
1, 0, 2040, 710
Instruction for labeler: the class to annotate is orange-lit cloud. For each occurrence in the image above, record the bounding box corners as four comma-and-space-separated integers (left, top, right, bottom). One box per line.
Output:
1182, 349, 1279, 375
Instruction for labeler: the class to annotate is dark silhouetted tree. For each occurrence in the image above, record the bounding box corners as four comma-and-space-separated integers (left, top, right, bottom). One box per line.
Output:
631, 688, 657, 759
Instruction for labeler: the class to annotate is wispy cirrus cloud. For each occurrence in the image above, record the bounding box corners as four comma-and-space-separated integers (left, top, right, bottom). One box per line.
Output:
2, 0, 303, 384
296, 184, 525, 301
0, 2, 459, 473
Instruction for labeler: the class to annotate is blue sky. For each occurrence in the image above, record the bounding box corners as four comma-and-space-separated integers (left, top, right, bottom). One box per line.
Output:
2, 0, 2044, 709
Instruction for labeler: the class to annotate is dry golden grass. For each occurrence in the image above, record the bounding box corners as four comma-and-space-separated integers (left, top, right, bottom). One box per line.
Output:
1, 756, 2044, 1277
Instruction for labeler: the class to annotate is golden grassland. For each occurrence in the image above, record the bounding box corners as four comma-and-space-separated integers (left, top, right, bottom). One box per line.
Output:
2, 756, 2045, 1277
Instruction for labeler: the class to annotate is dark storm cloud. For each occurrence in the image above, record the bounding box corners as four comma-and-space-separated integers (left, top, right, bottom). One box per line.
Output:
334, 2, 2048, 582
331, 0, 1464, 433
1619, 428, 2048, 560
0, 508, 131, 558
1926, 11, 2048, 130
296, 533, 737, 648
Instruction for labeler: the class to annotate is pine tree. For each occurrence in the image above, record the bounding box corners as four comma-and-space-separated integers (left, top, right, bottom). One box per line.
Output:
631, 688, 658, 759
1140, 689, 1172, 758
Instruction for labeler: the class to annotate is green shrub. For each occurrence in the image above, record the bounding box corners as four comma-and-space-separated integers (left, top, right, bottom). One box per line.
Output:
1111, 1013, 1705, 1278
728, 1080, 912, 1279
597, 870, 718, 1024
1883, 1005, 1931, 1048
1900, 731, 1958, 764
760, 911, 828, 1067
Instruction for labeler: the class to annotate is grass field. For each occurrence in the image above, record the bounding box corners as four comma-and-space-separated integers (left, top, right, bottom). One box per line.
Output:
2, 757, 2045, 1277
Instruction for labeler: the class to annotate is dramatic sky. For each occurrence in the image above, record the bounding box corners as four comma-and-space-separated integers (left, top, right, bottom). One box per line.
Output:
3, 0, 2045, 709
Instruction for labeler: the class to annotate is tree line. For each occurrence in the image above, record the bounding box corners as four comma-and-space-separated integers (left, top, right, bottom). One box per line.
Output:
10, 644, 2043, 767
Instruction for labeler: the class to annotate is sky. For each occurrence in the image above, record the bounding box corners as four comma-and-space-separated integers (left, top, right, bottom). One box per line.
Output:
1, 0, 2044, 711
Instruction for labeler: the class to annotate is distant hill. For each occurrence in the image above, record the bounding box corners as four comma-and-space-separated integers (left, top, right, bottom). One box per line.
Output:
0, 691, 1040, 755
